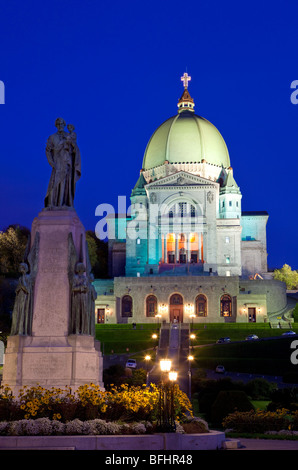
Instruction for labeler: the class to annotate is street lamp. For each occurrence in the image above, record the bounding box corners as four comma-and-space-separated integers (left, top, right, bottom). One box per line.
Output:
169, 371, 178, 382
157, 359, 176, 432
145, 354, 151, 370
189, 313, 195, 331
160, 359, 171, 373
145, 354, 151, 386
155, 313, 162, 329
187, 355, 194, 399
168, 370, 178, 432
152, 333, 158, 352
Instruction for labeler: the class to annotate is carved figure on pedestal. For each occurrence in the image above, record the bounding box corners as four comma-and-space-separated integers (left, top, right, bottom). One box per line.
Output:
70, 262, 89, 334
68, 233, 96, 336
10, 233, 40, 335
44, 118, 81, 209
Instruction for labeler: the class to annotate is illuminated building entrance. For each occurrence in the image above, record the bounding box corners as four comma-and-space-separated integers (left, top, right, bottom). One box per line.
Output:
162, 233, 204, 264
169, 294, 183, 323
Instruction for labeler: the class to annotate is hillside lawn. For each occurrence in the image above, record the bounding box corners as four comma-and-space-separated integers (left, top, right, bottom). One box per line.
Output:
95, 323, 298, 377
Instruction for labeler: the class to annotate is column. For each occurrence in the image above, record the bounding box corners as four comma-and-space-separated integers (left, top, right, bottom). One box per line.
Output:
198, 233, 201, 262
187, 234, 191, 262
175, 235, 178, 263
163, 234, 167, 263
201, 232, 204, 263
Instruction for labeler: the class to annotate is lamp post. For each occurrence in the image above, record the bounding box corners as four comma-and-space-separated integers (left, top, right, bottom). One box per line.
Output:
168, 371, 178, 432
145, 354, 151, 386
189, 313, 195, 331
155, 313, 162, 330
152, 333, 158, 352
158, 359, 175, 432
187, 355, 194, 399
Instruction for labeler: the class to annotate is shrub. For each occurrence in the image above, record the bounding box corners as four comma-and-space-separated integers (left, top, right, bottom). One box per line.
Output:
223, 408, 290, 433
267, 388, 298, 412
245, 378, 276, 400
211, 390, 254, 425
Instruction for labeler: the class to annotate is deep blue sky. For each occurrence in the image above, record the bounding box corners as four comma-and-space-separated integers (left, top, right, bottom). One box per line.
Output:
0, 0, 297, 270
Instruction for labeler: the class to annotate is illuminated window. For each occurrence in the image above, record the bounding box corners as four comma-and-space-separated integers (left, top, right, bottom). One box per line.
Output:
226, 256, 230, 264
195, 294, 207, 317
170, 294, 183, 305
220, 294, 232, 317
146, 295, 157, 317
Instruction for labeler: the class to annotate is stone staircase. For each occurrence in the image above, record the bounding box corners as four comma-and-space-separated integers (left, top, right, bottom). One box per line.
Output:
158, 263, 204, 276
147, 323, 191, 396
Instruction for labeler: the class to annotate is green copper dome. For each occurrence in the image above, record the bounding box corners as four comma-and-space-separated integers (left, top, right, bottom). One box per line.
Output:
142, 109, 231, 170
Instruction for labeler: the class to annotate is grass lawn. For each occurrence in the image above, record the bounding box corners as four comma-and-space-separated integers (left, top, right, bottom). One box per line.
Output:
251, 400, 270, 410
95, 322, 298, 378
193, 335, 298, 376
95, 323, 159, 355
190, 323, 296, 346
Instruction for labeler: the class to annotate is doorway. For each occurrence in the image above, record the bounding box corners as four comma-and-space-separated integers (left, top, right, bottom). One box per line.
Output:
169, 294, 183, 323
97, 308, 105, 324
248, 307, 256, 322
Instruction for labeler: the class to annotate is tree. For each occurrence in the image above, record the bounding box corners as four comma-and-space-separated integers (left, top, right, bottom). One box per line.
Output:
0, 225, 30, 277
273, 264, 298, 290
85, 230, 108, 278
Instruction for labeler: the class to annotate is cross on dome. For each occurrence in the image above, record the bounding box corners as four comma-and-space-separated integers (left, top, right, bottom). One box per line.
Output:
178, 72, 194, 112
181, 72, 191, 89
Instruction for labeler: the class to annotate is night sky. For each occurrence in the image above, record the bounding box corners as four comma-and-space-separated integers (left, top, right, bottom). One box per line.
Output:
0, 0, 297, 270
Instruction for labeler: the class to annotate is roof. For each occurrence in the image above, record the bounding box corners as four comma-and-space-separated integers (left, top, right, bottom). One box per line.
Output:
142, 111, 230, 170
241, 211, 269, 216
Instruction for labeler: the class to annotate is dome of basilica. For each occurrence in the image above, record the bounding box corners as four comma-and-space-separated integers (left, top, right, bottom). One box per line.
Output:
142, 75, 230, 171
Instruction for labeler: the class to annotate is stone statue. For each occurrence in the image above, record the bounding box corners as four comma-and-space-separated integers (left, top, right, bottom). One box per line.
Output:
88, 273, 97, 337
70, 262, 89, 335
44, 118, 81, 209
68, 233, 96, 336
10, 233, 40, 335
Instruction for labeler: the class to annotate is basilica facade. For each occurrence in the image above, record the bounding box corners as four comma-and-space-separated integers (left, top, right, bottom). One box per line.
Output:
94, 74, 287, 325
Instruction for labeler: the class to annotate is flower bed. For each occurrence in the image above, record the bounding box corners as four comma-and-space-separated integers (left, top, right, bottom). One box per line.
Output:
0, 383, 210, 436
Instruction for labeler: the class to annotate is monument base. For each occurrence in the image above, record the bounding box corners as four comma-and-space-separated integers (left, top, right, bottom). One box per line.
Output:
2, 334, 104, 396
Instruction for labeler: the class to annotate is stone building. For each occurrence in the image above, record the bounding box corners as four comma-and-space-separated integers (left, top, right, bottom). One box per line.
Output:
94, 74, 288, 324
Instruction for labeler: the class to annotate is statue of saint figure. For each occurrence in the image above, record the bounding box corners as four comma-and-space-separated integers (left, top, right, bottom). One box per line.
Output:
10, 263, 33, 335
44, 118, 81, 209
10, 233, 39, 336
70, 262, 89, 335
68, 233, 96, 336
88, 273, 97, 337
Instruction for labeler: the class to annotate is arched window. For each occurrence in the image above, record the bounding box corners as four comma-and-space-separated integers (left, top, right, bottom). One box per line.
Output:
122, 295, 133, 317
146, 295, 157, 317
196, 294, 207, 317
220, 294, 232, 317
170, 294, 183, 305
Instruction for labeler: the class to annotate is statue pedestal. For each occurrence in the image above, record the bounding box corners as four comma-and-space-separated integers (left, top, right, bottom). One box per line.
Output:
2, 209, 104, 395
